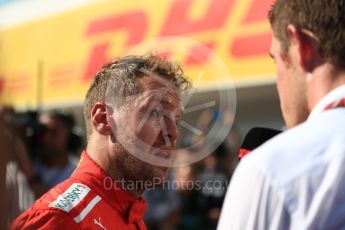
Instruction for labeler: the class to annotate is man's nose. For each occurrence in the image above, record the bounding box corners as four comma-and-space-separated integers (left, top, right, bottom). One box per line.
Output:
163, 115, 179, 145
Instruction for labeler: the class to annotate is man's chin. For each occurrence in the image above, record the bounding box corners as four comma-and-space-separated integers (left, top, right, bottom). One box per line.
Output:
144, 165, 169, 189
154, 165, 169, 178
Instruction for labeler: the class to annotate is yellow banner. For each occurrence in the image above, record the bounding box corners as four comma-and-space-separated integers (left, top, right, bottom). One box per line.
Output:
0, 0, 275, 108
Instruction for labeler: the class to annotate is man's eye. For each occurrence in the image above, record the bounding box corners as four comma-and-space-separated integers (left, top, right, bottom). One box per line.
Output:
150, 109, 162, 118
175, 117, 181, 125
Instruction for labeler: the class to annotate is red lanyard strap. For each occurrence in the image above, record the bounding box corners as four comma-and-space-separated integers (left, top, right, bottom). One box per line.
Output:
323, 98, 345, 111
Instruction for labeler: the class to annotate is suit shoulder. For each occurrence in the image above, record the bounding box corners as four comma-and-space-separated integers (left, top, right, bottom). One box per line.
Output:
11, 180, 93, 229
10, 206, 80, 230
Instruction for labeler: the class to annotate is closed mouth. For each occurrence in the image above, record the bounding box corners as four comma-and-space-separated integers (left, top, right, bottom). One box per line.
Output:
154, 147, 174, 160
155, 151, 170, 159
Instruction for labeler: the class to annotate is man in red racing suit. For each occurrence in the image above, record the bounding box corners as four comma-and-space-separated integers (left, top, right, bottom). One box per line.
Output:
11, 151, 147, 230
10, 53, 188, 229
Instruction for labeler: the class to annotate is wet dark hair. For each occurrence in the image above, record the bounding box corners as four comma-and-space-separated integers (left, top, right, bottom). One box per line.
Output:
84, 52, 191, 137
269, 0, 345, 68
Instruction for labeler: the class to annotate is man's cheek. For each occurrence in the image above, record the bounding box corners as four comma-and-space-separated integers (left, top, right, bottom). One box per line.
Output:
136, 122, 161, 144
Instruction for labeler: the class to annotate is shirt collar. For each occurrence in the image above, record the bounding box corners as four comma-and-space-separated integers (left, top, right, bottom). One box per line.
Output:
72, 151, 146, 224
308, 84, 345, 121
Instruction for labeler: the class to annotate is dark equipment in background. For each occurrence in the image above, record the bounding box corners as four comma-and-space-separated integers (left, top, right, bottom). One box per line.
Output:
238, 127, 282, 159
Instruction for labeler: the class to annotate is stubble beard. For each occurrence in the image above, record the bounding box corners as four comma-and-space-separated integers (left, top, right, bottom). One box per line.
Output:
110, 140, 169, 192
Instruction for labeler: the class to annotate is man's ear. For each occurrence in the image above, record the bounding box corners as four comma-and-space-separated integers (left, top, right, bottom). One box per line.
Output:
287, 24, 321, 72
91, 103, 113, 135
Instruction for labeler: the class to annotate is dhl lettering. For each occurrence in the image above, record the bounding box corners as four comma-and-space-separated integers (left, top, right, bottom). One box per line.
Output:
156, 51, 173, 59
86, 11, 147, 46
230, 0, 274, 58
83, 11, 148, 81
82, 0, 273, 84
50, 65, 77, 78
242, 0, 274, 23
185, 42, 215, 65
0, 76, 4, 94
161, 0, 235, 35
6, 75, 30, 92
49, 65, 76, 87
83, 43, 109, 82
231, 33, 271, 58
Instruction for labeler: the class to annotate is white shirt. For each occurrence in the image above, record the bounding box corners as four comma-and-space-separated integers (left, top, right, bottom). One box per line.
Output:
218, 85, 345, 230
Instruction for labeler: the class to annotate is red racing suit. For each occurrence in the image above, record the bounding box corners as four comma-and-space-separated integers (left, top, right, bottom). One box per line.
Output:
11, 151, 147, 230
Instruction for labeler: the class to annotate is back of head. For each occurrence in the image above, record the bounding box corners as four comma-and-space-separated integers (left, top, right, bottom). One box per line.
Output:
269, 0, 345, 69
84, 53, 191, 138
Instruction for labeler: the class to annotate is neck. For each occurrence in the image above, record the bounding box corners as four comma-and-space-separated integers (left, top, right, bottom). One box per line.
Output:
307, 63, 345, 110
86, 136, 143, 199
120, 183, 143, 198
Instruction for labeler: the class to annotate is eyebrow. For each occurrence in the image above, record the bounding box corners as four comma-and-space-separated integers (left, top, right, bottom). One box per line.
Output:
161, 100, 179, 110
160, 99, 171, 105
160, 99, 184, 114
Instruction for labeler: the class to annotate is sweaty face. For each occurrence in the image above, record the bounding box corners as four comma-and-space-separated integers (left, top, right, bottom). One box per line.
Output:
110, 75, 182, 187
270, 35, 309, 128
